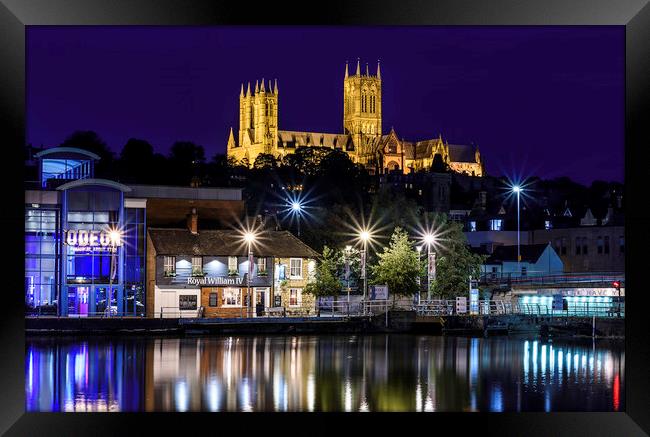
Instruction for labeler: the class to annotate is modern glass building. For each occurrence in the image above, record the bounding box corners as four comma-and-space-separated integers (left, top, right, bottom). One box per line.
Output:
25, 148, 146, 317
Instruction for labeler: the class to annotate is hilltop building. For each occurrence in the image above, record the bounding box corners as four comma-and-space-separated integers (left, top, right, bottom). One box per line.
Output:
227, 59, 485, 176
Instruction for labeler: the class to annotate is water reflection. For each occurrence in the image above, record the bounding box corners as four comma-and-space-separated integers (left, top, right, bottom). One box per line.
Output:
26, 335, 624, 412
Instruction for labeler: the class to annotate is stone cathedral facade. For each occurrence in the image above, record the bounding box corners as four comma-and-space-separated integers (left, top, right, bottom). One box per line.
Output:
227, 60, 484, 176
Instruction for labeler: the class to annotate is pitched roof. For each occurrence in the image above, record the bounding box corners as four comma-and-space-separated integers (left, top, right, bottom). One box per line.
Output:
447, 144, 477, 162
485, 243, 550, 264
148, 228, 319, 258
277, 130, 352, 149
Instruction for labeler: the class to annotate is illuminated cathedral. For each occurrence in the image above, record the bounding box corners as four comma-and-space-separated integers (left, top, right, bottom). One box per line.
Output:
227, 59, 484, 176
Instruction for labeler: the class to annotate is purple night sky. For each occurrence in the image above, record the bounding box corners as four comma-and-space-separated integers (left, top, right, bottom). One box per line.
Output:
26, 26, 624, 185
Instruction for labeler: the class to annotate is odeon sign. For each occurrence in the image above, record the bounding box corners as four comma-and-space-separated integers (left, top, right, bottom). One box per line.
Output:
63, 229, 122, 252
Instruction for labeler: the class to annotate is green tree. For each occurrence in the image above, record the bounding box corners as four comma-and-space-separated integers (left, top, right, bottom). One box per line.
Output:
431, 219, 485, 298
371, 227, 420, 299
304, 246, 342, 301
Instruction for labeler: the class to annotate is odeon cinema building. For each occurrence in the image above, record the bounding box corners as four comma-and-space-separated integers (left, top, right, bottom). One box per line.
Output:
24, 146, 260, 317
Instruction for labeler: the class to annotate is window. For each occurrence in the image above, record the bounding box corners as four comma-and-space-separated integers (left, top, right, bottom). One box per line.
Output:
561, 238, 567, 255
545, 220, 552, 230
222, 288, 242, 307
289, 288, 302, 307
582, 238, 588, 255
257, 257, 267, 274
555, 238, 561, 253
179, 295, 197, 311
228, 256, 238, 275
191, 256, 203, 276
619, 236, 625, 253
576, 237, 581, 255
489, 219, 503, 231
208, 293, 217, 307
597, 237, 603, 254
604, 236, 610, 254
164, 256, 176, 277
290, 258, 303, 278
469, 221, 477, 232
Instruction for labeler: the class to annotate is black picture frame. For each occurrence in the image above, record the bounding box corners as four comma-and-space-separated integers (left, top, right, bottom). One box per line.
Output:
1, 1, 648, 435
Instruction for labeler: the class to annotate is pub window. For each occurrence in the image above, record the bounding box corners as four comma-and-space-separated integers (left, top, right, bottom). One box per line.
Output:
289, 288, 302, 307
619, 236, 625, 253
191, 256, 203, 276
290, 258, 303, 278
604, 236, 610, 254
208, 292, 218, 307
179, 295, 197, 311
576, 237, 581, 255
257, 257, 267, 274
597, 236, 603, 254
163, 256, 176, 277
222, 288, 242, 307
228, 256, 238, 274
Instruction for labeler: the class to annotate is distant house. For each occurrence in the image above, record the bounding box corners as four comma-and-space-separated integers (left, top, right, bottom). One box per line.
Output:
482, 243, 563, 278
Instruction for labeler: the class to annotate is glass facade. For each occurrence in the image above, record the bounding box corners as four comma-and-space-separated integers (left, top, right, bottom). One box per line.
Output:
25, 208, 60, 314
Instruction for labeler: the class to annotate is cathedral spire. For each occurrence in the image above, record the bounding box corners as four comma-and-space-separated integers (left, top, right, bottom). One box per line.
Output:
260, 78, 265, 92
345, 61, 349, 78
255, 80, 259, 94
240, 83, 244, 98
377, 60, 381, 79
268, 79, 272, 93
356, 58, 361, 76
246, 82, 251, 97
365, 62, 369, 76
274, 78, 278, 94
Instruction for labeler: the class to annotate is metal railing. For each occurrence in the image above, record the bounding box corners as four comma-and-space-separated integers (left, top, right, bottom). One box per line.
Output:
414, 299, 625, 318
480, 271, 624, 287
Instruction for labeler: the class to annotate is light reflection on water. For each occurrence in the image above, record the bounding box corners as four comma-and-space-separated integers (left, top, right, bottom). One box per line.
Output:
25, 335, 624, 412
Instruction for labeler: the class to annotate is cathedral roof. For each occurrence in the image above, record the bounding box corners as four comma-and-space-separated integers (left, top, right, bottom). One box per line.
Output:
277, 130, 352, 150
448, 144, 477, 163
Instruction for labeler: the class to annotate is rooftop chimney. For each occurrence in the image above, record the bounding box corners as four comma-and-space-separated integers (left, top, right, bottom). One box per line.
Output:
187, 207, 198, 234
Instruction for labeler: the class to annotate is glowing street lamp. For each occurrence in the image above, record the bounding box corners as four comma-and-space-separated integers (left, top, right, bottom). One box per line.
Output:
287, 199, 304, 237
243, 231, 257, 318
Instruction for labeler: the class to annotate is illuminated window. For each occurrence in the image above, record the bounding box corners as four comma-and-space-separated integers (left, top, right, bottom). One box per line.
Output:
222, 288, 242, 307
289, 288, 302, 307
164, 256, 176, 276
469, 221, 477, 232
257, 257, 267, 273
290, 258, 303, 278
545, 220, 552, 230
179, 295, 197, 310
191, 256, 203, 276
489, 219, 503, 231
228, 256, 238, 274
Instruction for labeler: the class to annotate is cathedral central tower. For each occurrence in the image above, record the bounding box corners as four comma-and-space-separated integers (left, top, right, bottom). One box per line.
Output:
343, 59, 382, 162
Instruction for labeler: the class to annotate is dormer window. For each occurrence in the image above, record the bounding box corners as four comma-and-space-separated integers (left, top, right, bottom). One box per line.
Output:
489, 219, 503, 231
469, 221, 477, 232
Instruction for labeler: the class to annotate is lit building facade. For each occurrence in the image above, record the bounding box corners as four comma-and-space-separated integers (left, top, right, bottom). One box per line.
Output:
227, 59, 485, 176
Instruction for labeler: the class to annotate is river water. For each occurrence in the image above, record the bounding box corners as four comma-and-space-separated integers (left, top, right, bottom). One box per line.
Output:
25, 334, 624, 412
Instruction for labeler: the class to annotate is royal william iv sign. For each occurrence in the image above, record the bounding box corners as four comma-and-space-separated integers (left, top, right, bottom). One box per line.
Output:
63, 229, 123, 253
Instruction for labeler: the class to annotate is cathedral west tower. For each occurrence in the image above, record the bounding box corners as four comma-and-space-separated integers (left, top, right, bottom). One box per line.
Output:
343, 59, 382, 164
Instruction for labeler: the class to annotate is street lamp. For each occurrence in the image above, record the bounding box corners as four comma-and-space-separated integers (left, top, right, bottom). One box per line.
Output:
359, 229, 371, 315
243, 231, 256, 318
291, 201, 303, 236
423, 233, 436, 301
344, 245, 352, 314
512, 185, 522, 274
107, 227, 122, 317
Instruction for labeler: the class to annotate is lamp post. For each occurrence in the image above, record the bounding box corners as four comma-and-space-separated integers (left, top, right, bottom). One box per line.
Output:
107, 229, 122, 318
360, 230, 370, 315
416, 246, 422, 305
424, 233, 435, 301
244, 231, 256, 318
513, 185, 522, 273
291, 201, 302, 237
344, 245, 352, 312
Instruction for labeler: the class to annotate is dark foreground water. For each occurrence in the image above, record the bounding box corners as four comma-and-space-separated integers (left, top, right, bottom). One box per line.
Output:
26, 334, 624, 412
